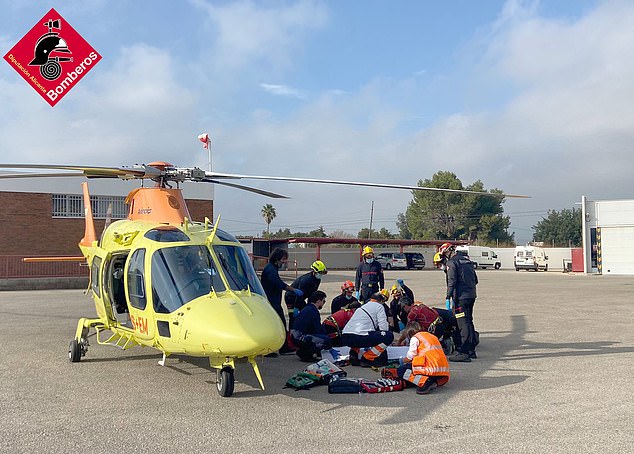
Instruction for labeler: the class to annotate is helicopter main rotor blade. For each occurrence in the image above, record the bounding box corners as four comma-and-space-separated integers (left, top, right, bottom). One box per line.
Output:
0, 172, 87, 179
0, 164, 161, 179
204, 179, 289, 199
205, 171, 530, 198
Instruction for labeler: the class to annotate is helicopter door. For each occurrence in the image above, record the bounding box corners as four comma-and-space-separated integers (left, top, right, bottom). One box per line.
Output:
89, 252, 116, 323
102, 252, 131, 327
125, 248, 154, 340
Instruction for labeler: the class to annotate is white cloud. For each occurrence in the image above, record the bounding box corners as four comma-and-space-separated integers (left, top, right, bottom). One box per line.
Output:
192, 0, 328, 72
259, 83, 306, 99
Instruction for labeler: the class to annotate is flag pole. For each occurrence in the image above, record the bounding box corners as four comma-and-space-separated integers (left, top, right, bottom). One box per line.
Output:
198, 132, 213, 171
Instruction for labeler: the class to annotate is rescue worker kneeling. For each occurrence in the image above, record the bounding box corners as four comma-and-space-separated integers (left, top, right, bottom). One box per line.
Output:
340, 292, 394, 367
397, 322, 450, 395
322, 301, 361, 347
290, 290, 332, 362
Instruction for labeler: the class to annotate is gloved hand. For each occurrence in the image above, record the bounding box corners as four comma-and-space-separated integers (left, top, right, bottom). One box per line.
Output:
293, 308, 300, 317
293, 288, 304, 297
445, 298, 452, 310
397, 279, 404, 287
355, 290, 360, 300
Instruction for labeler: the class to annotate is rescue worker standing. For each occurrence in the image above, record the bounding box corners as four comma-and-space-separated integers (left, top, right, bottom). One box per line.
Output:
341, 291, 394, 367
445, 244, 479, 362
260, 248, 303, 354
284, 260, 327, 329
355, 246, 384, 302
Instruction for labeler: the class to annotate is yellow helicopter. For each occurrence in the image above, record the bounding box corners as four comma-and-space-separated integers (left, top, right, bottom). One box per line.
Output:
0, 158, 528, 397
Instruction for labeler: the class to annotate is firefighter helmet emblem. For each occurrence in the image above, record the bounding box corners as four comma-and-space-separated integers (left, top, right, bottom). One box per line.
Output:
29, 19, 73, 81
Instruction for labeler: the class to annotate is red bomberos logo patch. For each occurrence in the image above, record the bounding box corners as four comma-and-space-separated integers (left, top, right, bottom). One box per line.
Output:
3, 8, 101, 107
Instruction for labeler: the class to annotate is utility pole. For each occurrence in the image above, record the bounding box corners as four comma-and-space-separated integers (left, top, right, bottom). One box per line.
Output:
368, 201, 374, 239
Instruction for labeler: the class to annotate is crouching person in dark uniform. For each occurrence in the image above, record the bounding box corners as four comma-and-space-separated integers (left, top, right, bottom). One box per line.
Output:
401, 300, 462, 355
290, 290, 331, 362
340, 292, 394, 367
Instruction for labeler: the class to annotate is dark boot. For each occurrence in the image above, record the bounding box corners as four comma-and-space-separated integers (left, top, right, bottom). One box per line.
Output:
449, 352, 472, 362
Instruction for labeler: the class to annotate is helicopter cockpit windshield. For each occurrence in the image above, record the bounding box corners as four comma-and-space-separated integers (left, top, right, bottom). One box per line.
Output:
151, 245, 224, 314
213, 245, 266, 297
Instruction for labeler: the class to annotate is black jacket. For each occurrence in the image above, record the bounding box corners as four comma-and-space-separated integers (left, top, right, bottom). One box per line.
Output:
331, 294, 358, 314
284, 272, 321, 310
355, 260, 384, 290
446, 251, 478, 301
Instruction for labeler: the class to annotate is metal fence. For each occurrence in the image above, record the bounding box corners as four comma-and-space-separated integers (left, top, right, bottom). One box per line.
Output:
0, 255, 88, 279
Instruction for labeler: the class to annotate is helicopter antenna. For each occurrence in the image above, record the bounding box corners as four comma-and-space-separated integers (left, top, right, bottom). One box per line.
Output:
206, 214, 222, 245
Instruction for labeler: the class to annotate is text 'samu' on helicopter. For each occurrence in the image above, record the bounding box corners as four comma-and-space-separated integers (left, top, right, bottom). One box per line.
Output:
0, 140, 528, 397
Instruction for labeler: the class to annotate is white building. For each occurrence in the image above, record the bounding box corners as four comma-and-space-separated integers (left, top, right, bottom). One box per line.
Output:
581, 196, 634, 274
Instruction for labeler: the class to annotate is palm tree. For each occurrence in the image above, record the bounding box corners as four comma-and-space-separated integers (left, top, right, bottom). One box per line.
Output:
261, 204, 276, 238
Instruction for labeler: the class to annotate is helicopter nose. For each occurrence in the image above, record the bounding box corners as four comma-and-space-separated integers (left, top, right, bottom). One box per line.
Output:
179, 293, 285, 356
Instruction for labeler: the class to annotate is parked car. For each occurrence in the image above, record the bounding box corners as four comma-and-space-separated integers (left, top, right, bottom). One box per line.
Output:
404, 252, 425, 269
376, 252, 408, 270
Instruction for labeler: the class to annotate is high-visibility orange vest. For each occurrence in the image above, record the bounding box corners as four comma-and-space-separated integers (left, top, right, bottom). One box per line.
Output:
411, 331, 450, 386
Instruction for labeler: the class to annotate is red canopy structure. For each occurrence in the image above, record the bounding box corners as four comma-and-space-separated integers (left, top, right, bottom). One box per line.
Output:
269, 237, 469, 260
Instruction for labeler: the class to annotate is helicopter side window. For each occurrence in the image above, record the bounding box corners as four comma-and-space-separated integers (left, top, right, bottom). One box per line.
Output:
213, 245, 266, 296
215, 229, 239, 243
151, 245, 224, 314
91, 256, 102, 298
144, 227, 190, 242
127, 249, 147, 310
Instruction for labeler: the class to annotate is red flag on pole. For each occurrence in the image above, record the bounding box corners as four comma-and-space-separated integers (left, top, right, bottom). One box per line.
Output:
198, 133, 210, 149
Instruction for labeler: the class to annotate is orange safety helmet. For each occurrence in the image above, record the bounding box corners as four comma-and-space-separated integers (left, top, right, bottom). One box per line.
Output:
341, 280, 355, 292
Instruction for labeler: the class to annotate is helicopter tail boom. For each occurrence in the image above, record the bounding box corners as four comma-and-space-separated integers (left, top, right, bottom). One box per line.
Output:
79, 182, 97, 248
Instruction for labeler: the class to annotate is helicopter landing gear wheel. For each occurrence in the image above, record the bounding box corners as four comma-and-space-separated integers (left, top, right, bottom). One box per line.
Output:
216, 367, 235, 397
69, 339, 81, 362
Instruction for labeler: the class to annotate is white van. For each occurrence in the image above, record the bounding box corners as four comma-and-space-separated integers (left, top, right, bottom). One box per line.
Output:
514, 245, 548, 271
456, 246, 501, 269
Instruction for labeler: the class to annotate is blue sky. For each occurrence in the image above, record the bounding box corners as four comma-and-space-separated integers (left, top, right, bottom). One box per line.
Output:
2, 0, 632, 244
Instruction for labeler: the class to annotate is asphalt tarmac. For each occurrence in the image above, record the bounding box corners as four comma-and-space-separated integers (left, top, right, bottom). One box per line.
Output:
0, 269, 632, 453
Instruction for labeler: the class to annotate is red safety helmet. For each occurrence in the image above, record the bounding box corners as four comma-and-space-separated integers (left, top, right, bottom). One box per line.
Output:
439, 242, 454, 256
341, 280, 355, 292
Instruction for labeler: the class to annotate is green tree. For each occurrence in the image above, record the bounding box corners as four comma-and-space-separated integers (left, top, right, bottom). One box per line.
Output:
267, 228, 293, 239
308, 226, 327, 238
357, 227, 395, 241
401, 171, 513, 244
261, 204, 276, 238
533, 208, 582, 247
396, 213, 412, 239
329, 230, 356, 248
